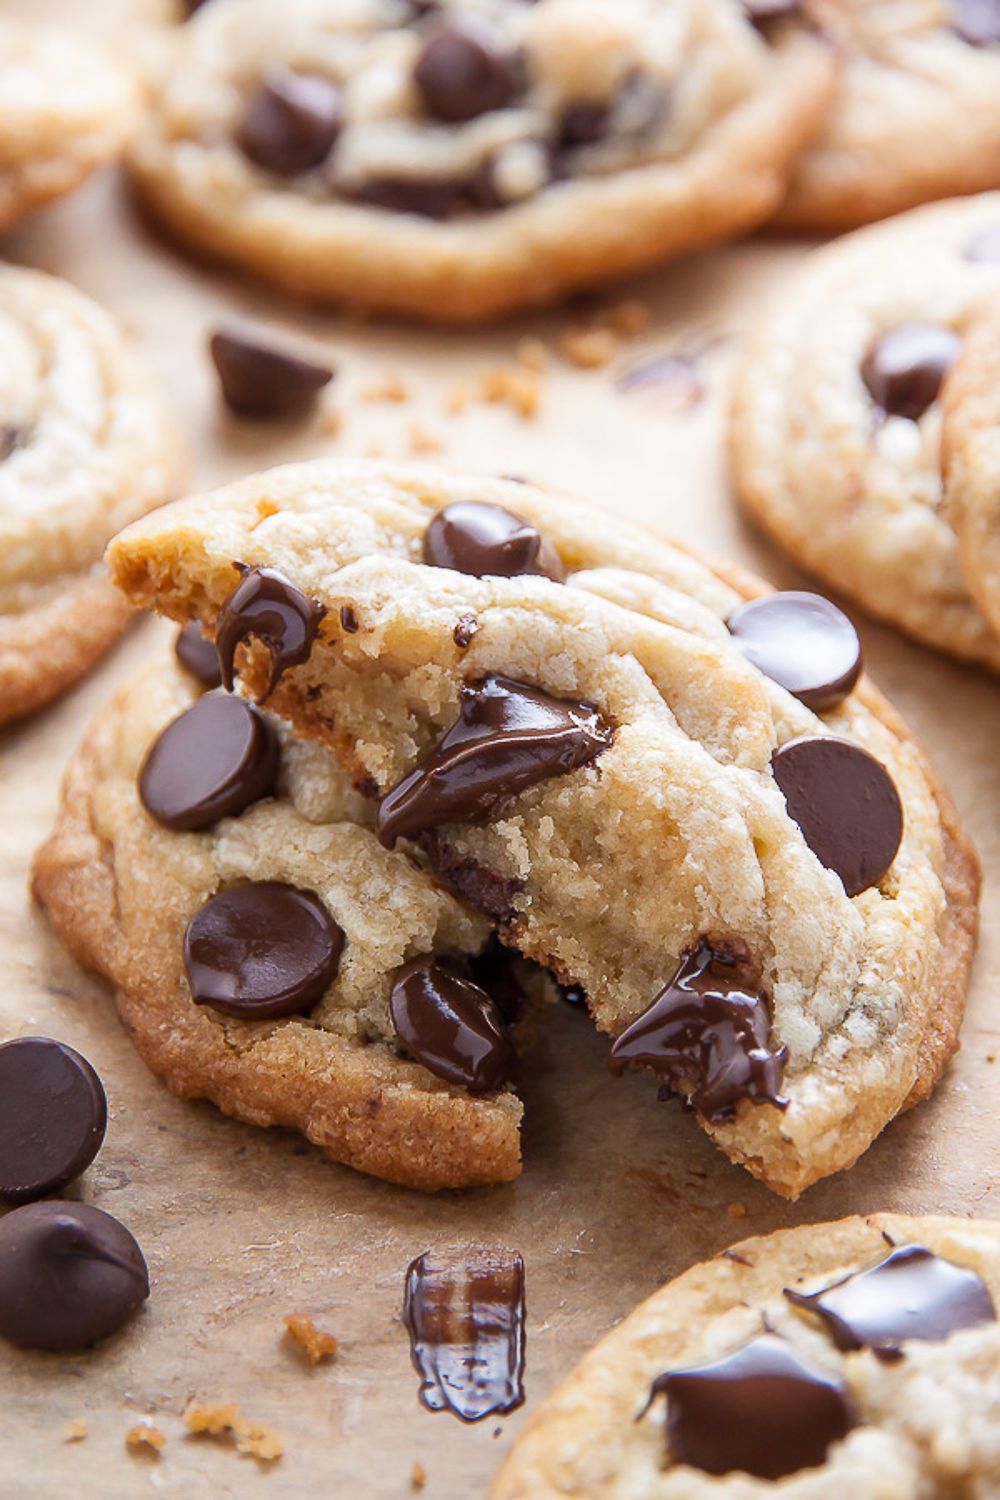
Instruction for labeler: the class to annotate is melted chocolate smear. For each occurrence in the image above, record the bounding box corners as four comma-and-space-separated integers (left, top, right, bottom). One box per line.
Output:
0, 1039, 107, 1205
210, 331, 333, 421
216, 564, 326, 698
467, 936, 528, 1027
413, 20, 519, 124
377, 675, 612, 848
771, 736, 903, 897
236, 68, 342, 176
175, 622, 223, 688
861, 323, 962, 421
423, 502, 564, 582
609, 941, 787, 1121
403, 1249, 525, 1422
954, 0, 1000, 45
650, 1333, 853, 1481
184, 881, 344, 1020
967, 225, 1000, 262
139, 695, 280, 832
727, 591, 862, 711
390, 955, 515, 1092
420, 833, 524, 924
0, 1201, 148, 1351
786, 1245, 996, 1360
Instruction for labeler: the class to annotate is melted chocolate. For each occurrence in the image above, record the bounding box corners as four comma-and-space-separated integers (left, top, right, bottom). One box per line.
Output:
403, 1249, 525, 1422
175, 622, 223, 688
786, 1245, 996, 1359
423, 502, 564, 582
0, 1039, 107, 1204
420, 832, 525, 924
236, 67, 342, 175
216, 564, 326, 698
609, 941, 787, 1122
377, 675, 612, 848
138, 695, 280, 832
413, 20, 518, 124
861, 323, 962, 421
390, 955, 515, 1092
209, 331, 333, 421
650, 1333, 853, 1480
727, 592, 862, 711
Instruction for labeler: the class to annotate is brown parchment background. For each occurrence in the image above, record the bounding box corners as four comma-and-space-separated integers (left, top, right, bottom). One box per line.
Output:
4, 3, 1000, 1496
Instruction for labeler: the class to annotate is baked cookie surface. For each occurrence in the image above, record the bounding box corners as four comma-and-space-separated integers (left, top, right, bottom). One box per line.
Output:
107, 460, 979, 1198
730, 193, 1000, 669
0, 265, 180, 723
942, 296, 1000, 641
491, 1213, 1000, 1498
129, 0, 836, 321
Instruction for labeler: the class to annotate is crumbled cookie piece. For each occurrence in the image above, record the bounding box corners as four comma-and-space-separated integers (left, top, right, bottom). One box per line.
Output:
557, 326, 620, 369
62, 1419, 87, 1443
285, 1313, 338, 1365
411, 1460, 427, 1489
184, 1403, 284, 1462
125, 1421, 167, 1454
361, 375, 409, 404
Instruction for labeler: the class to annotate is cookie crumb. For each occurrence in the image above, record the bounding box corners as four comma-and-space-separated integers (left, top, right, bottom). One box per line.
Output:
63, 1419, 87, 1443
126, 1421, 167, 1454
727, 1201, 747, 1219
515, 336, 549, 373
285, 1313, 338, 1365
184, 1403, 284, 1462
558, 326, 620, 370
361, 374, 409, 403
408, 423, 444, 455
411, 1461, 427, 1490
479, 366, 541, 419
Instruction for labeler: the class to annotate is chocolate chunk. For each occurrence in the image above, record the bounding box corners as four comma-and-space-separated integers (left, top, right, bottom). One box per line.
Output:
339, 605, 359, 634
209, 331, 333, 421
390, 955, 515, 1092
650, 1334, 853, 1480
138, 695, 280, 832
236, 68, 342, 175
184, 882, 344, 1020
967, 225, 1000, 262
771, 736, 903, 897
861, 323, 962, 421
420, 833, 524, 924
0, 1039, 107, 1205
727, 592, 862, 711
786, 1245, 996, 1359
403, 1249, 525, 1422
348, 175, 467, 219
0, 1201, 148, 1351
175, 622, 223, 688
216, 564, 326, 698
559, 102, 610, 149
413, 20, 518, 124
609, 940, 788, 1121
377, 675, 612, 848
423, 502, 564, 582
954, 0, 1000, 45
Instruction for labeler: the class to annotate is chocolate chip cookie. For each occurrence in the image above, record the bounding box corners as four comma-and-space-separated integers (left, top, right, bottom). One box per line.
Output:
941, 297, 1000, 643
129, 0, 836, 322
106, 460, 979, 1198
491, 1213, 1000, 1497
731, 193, 1000, 668
0, 265, 180, 723
32, 647, 540, 1190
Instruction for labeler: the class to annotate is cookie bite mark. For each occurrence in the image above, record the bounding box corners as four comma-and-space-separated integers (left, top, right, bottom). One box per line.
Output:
389, 955, 516, 1093
216, 564, 326, 696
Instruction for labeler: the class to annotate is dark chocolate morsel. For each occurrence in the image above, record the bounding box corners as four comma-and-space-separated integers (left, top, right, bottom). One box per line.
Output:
860, 322, 962, 421
236, 68, 342, 175
209, 331, 333, 421
559, 102, 610, 149
423, 502, 564, 582
966, 225, 1000, 263
726, 592, 862, 711
413, 20, 518, 124
419, 832, 524, 924
0, 426, 22, 463
785, 1245, 996, 1359
609, 940, 787, 1121
953, 0, 1000, 46
651, 1333, 853, 1481
377, 674, 612, 848
347, 175, 467, 219
403, 1249, 525, 1422
0, 1201, 148, 1351
138, 694, 280, 832
184, 882, 344, 1020
340, 605, 359, 634
175, 622, 223, 688
216, 564, 326, 698
771, 736, 903, 897
453, 613, 479, 649
0, 1039, 107, 1204
389, 955, 515, 1092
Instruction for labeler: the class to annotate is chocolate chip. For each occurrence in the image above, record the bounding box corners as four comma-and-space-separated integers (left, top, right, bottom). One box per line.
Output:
339, 605, 359, 634
413, 20, 518, 124
209, 331, 333, 421
175, 622, 223, 689
786, 1245, 996, 1359
184, 882, 344, 1020
348, 175, 467, 219
403, 1249, 525, 1422
0, 1039, 107, 1205
727, 592, 862, 711
771, 736, 903, 897
377, 675, 612, 848
138, 695, 280, 832
650, 1334, 853, 1480
423, 502, 564, 582
453, 613, 479, 649
559, 102, 610, 149
861, 323, 962, 421
216, 564, 326, 698
236, 68, 342, 175
0, 426, 22, 462
0, 1201, 148, 1351
966, 224, 1000, 262
953, 0, 1000, 45
742, 0, 801, 30
609, 940, 787, 1121
390, 955, 515, 1092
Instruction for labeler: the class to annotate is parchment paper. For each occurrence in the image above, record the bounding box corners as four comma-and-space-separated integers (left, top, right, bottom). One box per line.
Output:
3, 3, 1000, 1495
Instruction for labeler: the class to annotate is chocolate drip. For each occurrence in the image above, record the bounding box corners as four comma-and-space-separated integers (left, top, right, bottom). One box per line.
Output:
403, 1249, 525, 1422
215, 565, 326, 698
609, 940, 787, 1121
390, 955, 515, 1092
377, 675, 612, 848
785, 1245, 996, 1360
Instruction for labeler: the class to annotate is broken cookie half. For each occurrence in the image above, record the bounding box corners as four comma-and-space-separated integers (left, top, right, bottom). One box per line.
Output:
102, 461, 977, 1198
